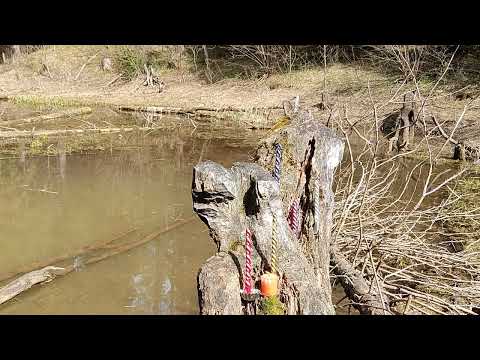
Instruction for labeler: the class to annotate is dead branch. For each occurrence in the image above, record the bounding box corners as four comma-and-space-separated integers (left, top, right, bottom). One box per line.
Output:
0, 227, 137, 284
0, 217, 195, 306
74, 53, 98, 81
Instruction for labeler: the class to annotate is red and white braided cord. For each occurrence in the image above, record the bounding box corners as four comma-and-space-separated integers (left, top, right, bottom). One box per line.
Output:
243, 228, 253, 294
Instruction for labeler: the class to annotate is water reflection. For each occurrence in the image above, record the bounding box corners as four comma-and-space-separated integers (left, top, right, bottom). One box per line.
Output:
18, 139, 26, 172
126, 239, 176, 314
58, 139, 66, 181
73, 256, 85, 272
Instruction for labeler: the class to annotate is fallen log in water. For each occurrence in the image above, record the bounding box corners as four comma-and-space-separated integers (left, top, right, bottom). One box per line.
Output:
0, 227, 138, 284
192, 97, 357, 315
0, 217, 196, 306
0, 107, 92, 127
118, 105, 283, 124
0, 126, 156, 139
118, 105, 282, 115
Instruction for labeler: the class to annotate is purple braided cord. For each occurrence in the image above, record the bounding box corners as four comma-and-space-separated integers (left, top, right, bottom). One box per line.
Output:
272, 143, 282, 183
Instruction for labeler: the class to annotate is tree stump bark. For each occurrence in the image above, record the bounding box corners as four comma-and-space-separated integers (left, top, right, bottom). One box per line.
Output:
192, 98, 344, 315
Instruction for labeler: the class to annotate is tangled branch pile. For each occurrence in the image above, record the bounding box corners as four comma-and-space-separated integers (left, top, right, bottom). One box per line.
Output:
329, 77, 480, 315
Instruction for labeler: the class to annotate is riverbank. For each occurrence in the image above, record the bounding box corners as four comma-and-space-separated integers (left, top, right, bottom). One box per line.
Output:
2, 45, 479, 129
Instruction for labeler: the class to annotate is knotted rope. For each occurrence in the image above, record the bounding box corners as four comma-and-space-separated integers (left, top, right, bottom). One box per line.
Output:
271, 213, 278, 274
272, 141, 301, 238
243, 227, 254, 294
288, 199, 301, 238
313, 179, 320, 235
272, 143, 282, 183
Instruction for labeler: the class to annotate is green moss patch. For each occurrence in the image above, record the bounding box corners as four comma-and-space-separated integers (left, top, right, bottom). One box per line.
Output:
259, 295, 285, 315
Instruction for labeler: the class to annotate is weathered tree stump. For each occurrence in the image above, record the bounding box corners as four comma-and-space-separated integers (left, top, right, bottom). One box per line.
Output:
380, 91, 417, 153
192, 98, 345, 315
101, 57, 113, 72
197, 253, 243, 315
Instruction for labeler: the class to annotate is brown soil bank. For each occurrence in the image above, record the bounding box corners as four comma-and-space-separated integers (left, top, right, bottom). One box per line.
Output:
1, 45, 479, 129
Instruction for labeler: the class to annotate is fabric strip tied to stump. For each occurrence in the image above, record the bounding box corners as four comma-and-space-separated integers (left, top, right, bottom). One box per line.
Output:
288, 199, 300, 238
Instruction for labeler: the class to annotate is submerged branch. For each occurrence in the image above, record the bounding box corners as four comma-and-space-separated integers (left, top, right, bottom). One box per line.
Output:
0, 217, 196, 307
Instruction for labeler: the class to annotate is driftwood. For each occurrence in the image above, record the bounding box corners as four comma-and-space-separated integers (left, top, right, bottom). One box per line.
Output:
454, 140, 480, 163
40, 63, 53, 79
192, 97, 345, 315
104, 73, 123, 88
0, 107, 92, 127
0, 266, 64, 305
0, 217, 195, 306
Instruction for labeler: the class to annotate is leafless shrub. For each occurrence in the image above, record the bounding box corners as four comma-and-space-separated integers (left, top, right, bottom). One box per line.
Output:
187, 45, 351, 82
330, 54, 480, 315
361, 45, 426, 81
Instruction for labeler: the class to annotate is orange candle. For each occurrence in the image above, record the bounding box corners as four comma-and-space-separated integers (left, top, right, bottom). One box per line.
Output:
261, 272, 279, 297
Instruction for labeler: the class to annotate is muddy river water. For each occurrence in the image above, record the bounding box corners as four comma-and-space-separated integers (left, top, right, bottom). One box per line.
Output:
0, 118, 267, 314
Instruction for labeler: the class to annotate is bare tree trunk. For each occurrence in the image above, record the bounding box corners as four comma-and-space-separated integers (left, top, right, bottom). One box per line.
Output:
11, 45, 21, 63
0, 45, 21, 63
202, 45, 213, 83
